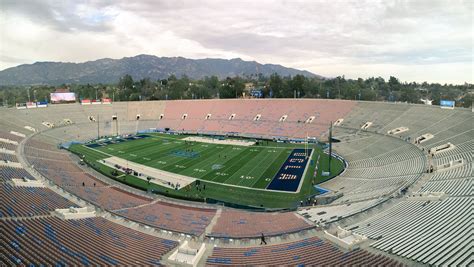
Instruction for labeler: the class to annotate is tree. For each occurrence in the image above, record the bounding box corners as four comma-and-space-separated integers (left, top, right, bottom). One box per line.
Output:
459, 93, 472, 108
118, 74, 134, 90
290, 75, 305, 98
220, 77, 245, 98
168, 75, 188, 100
388, 76, 401, 91
269, 73, 284, 97
203, 76, 220, 97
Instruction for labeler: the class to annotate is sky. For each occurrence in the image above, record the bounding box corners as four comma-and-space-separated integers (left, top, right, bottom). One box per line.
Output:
0, 0, 472, 84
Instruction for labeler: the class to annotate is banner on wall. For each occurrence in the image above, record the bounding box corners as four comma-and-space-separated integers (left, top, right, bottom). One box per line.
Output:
37, 101, 48, 108
16, 103, 27, 109
26, 102, 37, 108
50, 92, 76, 103
440, 100, 455, 109
250, 89, 263, 98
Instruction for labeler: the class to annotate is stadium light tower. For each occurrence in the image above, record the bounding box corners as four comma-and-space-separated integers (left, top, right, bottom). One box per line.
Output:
97, 114, 100, 139
305, 132, 308, 158
136, 114, 141, 134
112, 114, 119, 136
328, 122, 333, 174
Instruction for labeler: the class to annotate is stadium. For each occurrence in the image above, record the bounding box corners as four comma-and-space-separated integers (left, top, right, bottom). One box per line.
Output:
1, 98, 472, 266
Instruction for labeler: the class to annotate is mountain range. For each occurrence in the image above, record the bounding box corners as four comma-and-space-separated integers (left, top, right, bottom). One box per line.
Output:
0, 55, 318, 85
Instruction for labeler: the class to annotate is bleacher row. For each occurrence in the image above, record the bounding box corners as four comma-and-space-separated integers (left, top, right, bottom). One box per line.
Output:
156, 99, 356, 139
114, 201, 216, 236
207, 237, 404, 266
208, 210, 314, 239
0, 183, 77, 217
318, 131, 426, 204
347, 142, 422, 169
418, 178, 472, 196
0, 166, 35, 182
298, 198, 385, 225
0, 153, 18, 162
429, 162, 472, 181
350, 197, 472, 266
1, 217, 178, 266
0, 130, 20, 162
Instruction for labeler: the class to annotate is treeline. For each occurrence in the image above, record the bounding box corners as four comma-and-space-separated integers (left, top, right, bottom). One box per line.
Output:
0, 74, 472, 108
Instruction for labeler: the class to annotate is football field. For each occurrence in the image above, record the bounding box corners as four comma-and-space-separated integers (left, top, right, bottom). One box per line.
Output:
70, 133, 343, 208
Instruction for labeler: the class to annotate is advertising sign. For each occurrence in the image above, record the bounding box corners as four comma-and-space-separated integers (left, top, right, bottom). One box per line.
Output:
50, 92, 76, 103
440, 100, 455, 109
37, 101, 48, 108
26, 102, 37, 108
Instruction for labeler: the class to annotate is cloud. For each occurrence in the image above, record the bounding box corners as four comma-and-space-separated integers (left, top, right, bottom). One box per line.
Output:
1, 0, 115, 32
0, 0, 472, 84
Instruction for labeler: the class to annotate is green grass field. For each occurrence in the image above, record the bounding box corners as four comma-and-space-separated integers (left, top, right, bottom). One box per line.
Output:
69, 133, 344, 209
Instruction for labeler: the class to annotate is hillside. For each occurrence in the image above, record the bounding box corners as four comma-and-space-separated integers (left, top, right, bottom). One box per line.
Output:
0, 55, 318, 85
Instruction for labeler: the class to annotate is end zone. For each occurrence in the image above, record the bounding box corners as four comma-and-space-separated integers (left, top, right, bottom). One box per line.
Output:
266, 148, 313, 192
